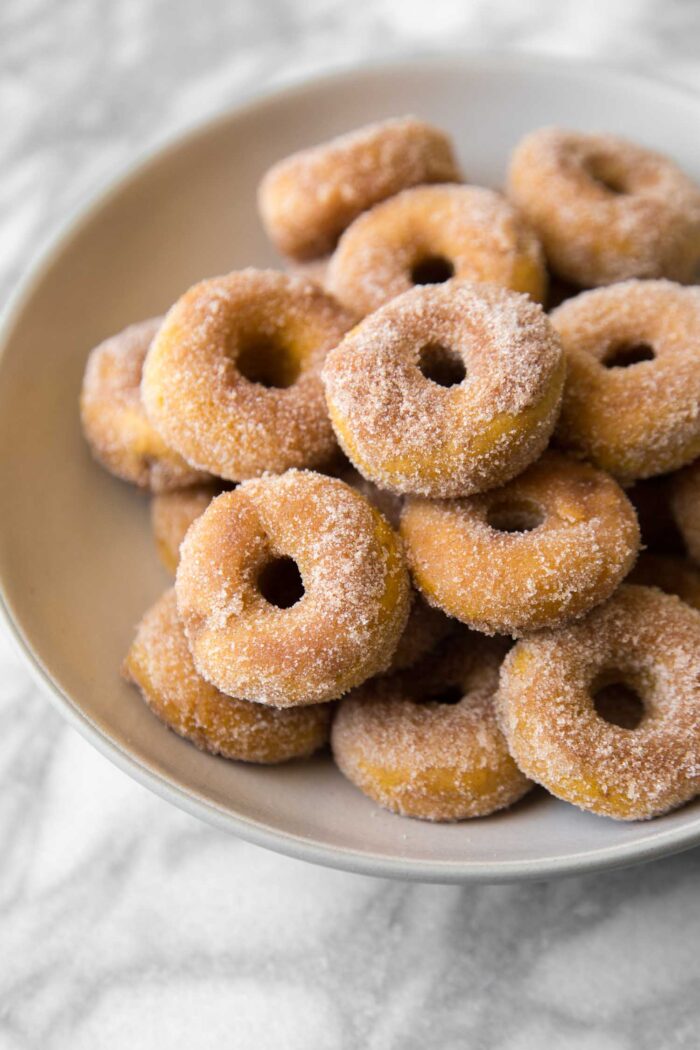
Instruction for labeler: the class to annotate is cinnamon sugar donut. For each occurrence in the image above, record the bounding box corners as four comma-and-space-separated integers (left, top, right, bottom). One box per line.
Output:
401, 452, 640, 635
259, 117, 461, 261
326, 184, 547, 318
151, 485, 219, 574
332, 633, 531, 821
124, 590, 330, 762
671, 461, 700, 565
508, 127, 700, 287
497, 585, 700, 820
552, 281, 700, 481
80, 318, 206, 492
176, 470, 410, 707
141, 270, 352, 482
628, 553, 700, 611
323, 281, 565, 498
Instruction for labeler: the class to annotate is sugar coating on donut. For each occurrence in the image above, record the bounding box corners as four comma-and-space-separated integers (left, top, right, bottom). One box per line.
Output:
671, 460, 700, 566
80, 318, 207, 492
323, 281, 565, 498
332, 632, 531, 821
553, 280, 700, 481
326, 183, 546, 318
628, 553, 700, 611
508, 127, 700, 287
259, 116, 462, 260
401, 451, 640, 635
123, 589, 331, 762
176, 470, 411, 707
151, 485, 220, 575
141, 269, 353, 482
497, 585, 700, 820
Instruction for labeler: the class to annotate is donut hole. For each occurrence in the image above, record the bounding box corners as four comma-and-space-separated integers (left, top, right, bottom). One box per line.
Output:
410, 255, 455, 286
417, 684, 464, 706
418, 342, 466, 388
257, 556, 305, 609
603, 342, 655, 369
586, 156, 629, 196
236, 336, 300, 389
592, 679, 645, 730
487, 499, 544, 534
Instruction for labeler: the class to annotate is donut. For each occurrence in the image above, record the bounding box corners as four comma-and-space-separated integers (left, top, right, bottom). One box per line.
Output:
671, 461, 700, 565
124, 590, 330, 762
508, 127, 700, 287
258, 117, 461, 260
497, 585, 700, 820
80, 318, 206, 492
286, 256, 331, 290
326, 184, 547, 318
176, 470, 411, 707
322, 281, 565, 498
400, 452, 640, 635
628, 553, 700, 611
332, 632, 531, 821
151, 484, 220, 574
552, 281, 700, 481
141, 270, 353, 482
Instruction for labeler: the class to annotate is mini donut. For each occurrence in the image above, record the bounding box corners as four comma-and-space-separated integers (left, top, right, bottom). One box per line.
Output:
176, 470, 411, 707
497, 585, 700, 820
323, 281, 565, 498
151, 485, 220, 574
552, 281, 700, 481
80, 318, 207, 492
286, 256, 331, 290
124, 590, 330, 762
671, 461, 700, 565
326, 184, 547, 318
401, 452, 640, 635
141, 270, 353, 482
332, 632, 531, 821
508, 127, 700, 287
259, 117, 461, 260
628, 553, 700, 611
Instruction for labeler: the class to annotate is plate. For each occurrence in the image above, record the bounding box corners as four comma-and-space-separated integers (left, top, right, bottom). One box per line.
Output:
2, 53, 700, 883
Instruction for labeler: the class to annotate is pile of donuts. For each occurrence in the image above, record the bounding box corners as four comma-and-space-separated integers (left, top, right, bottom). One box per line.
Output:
80, 117, 700, 824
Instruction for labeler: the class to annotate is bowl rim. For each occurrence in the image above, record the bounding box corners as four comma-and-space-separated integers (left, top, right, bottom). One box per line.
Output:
3, 50, 700, 883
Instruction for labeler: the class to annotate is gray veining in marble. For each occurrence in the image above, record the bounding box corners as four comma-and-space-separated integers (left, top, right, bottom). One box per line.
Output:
3, 2, 700, 1047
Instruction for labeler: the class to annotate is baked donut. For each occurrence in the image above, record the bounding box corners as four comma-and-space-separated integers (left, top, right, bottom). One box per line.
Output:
323, 281, 565, 498
628, 553, 700, 611
259, 117, 461, 260
124, 590, 330, 762
141, 270, 352, 482
151, 485, 220, 574
671, 461, 700, 565
80, 318, 206, 492
332, 632, 531, 820
508, 127, 700, 287
497, 585, 700, 820
176, 470, 411, 707
553, 281, 700, 481
326, 184, 546, 318
401, 452, 640, 635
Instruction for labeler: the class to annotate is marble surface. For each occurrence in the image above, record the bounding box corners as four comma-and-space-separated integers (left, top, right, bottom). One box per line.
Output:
3, 1, 700, 1047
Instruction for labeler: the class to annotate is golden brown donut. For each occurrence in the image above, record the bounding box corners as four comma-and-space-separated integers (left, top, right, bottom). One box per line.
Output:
332, 632, 531, 821
401, 452, 640, 635
508, 127, 700, 287
671, 461, 700, 565
497, 585, 700, 820
151, 485, 220, 574
323, 281, 565, 498
80, 318, 207, 492
326, 183, 546, 318
628, 552, 700, 611
258, 117, 461, 260
553, 281, 700, 481
176, 470, 411, 707
141, 270, 353, 482
124, 590, 330, 762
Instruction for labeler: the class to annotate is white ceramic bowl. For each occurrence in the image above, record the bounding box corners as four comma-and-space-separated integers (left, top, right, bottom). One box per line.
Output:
2, 54, 700, 883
